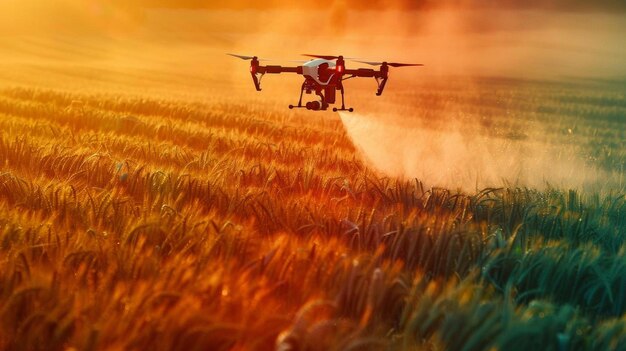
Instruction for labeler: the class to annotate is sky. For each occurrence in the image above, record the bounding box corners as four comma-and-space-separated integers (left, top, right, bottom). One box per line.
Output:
135, 0, 626, 11
4, 0, 626, 13
0, 0, 625, 81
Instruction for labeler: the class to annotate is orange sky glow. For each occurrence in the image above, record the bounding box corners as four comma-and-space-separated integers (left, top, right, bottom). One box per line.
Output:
0, 0, 624, 98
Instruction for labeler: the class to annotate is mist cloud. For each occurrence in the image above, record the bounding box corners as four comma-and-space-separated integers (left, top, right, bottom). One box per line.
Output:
338, 111, 622, 193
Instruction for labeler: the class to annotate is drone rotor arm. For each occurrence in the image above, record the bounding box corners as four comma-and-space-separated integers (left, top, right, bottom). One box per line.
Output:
256, 65, 303, 74
342, 68, 377, 77
249, 65, 304, 91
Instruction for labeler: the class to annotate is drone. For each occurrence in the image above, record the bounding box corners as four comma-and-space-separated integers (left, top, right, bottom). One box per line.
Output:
228, 53, 423, 112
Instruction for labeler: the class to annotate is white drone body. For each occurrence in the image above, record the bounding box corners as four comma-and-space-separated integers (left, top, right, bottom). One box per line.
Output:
302, 59, 337, 85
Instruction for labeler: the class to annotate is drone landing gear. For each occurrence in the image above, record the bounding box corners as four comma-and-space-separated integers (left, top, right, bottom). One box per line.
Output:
332, 87, 353, 112
333, 107, 354, 112
289, 81, 329, 111
289, 81, 308, 109
288, 101, 327, 111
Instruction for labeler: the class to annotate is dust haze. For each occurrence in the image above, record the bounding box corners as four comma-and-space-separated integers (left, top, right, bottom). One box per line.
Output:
339, 110, 622, 192
1, 5, 625, 86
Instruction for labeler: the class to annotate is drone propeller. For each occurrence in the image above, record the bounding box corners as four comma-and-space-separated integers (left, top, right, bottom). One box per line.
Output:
227, 53, 272, 61
353, 60, 424, 67
303, 54, 357, 60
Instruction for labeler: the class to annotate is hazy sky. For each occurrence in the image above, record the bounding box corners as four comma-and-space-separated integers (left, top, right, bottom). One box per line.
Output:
1, 0, 624, 81
137, 0, 626, 11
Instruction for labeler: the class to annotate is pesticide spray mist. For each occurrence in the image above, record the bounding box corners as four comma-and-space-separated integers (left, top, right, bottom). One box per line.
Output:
339, 111, 619, 193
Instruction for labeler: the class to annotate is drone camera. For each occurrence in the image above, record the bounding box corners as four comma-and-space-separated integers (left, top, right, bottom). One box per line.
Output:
306, 101, 322, 111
